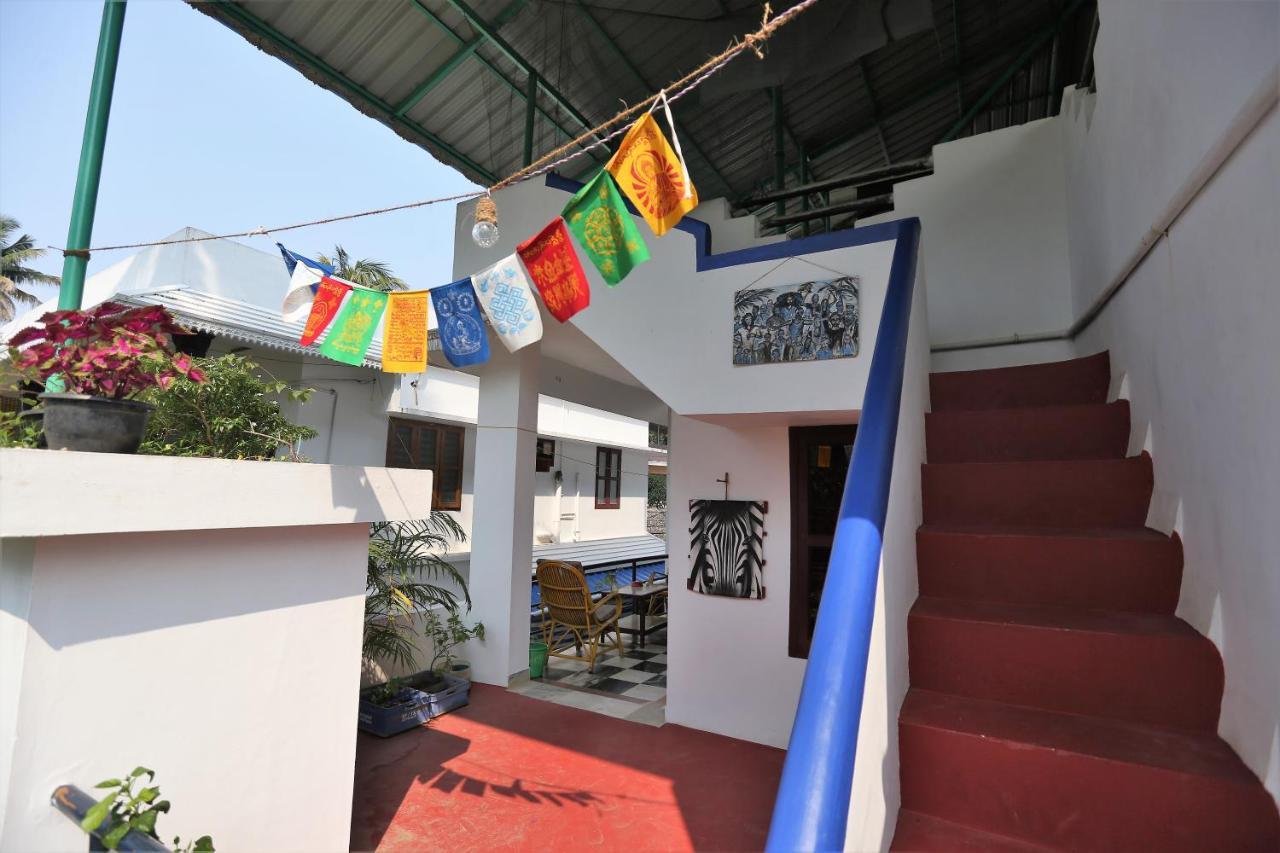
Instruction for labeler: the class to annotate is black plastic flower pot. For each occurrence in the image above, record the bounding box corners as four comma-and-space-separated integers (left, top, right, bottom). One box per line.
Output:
38, 393, 153, 454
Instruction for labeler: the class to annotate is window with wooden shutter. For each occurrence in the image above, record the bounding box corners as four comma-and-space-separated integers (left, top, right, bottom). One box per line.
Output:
385, 417, 465, 511
595, 446, 621, 509
535, 438, 556, 472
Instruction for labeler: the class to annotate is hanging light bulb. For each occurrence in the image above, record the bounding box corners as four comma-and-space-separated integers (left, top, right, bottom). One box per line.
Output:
471, 195, 500, 248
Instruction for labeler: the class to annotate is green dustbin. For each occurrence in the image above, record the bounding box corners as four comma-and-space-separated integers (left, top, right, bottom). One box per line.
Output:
529, 642, 549, 679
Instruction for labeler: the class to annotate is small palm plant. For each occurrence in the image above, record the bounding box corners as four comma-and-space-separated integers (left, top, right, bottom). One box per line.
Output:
1, 215, 60, 321
318, 245, 406, 292
365, 514, 469, 672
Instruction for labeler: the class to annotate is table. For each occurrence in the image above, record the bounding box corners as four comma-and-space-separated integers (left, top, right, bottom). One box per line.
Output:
612, 581, 668, 648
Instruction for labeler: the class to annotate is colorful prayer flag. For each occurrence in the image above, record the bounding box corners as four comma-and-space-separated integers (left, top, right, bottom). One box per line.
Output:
282, 259, 324, 322
471, 255, 543, 353
381, 290, 430, 373
562, 170, 650, 285
300, 277, 351, 346
517, 218, 590, 323
319, 287, 387, 366
431, 279, 490, 368
607, 111, 698, 237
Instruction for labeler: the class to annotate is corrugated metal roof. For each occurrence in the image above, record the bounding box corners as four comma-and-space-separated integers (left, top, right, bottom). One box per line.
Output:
530, 534, 667, 571
117, 286, 419, 370
191, 0, 1096, 233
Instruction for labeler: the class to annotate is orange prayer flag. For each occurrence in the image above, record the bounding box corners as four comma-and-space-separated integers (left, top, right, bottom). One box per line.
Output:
381, 290, 430, 373
607, 108, 698, 237
300, 277, 351, 347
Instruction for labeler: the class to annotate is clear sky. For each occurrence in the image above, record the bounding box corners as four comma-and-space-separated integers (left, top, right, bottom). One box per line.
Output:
0, 0, 481, 304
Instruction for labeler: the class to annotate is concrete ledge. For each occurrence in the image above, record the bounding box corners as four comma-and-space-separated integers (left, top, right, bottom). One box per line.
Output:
0, 448, 433, 537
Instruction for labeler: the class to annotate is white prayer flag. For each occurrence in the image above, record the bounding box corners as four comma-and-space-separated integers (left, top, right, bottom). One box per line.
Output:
470, 254, 543, 352
281, 260, 325, 322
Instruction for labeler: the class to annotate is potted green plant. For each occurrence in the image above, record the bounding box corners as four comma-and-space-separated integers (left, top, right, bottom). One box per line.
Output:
6, 303, 205, 453
360, 516, 474, 737
420, 610, 485, 686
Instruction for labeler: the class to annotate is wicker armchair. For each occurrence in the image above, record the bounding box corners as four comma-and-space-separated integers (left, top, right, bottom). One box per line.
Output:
535, 559, 623, 673
647, 572, 669, 618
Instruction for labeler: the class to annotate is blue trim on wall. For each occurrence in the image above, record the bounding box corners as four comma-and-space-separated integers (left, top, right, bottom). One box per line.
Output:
543, 172, 908, 272
764, 218, 922, 852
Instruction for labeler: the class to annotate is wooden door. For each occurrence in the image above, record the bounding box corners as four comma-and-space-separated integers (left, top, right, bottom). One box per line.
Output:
788, 423, 857, 658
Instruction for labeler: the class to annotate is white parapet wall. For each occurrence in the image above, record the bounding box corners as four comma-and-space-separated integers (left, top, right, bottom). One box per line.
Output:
0, 449, 434, 852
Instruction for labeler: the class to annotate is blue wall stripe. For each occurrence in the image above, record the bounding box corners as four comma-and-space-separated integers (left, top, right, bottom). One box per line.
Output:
543, 172, 905, 272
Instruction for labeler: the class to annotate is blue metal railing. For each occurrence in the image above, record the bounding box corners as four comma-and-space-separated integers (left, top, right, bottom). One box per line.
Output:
766, 217, 922, 851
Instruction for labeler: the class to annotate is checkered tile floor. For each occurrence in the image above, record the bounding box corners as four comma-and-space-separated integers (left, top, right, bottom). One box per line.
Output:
540, 640, 668, 701
508, 628, 668, 723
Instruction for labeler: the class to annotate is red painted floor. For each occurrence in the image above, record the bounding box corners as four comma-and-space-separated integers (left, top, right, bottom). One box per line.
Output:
350, 683, 785, 852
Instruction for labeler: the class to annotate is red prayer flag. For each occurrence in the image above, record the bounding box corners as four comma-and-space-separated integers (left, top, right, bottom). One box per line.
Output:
517, 217, 590, 323
300, 277, 351, 346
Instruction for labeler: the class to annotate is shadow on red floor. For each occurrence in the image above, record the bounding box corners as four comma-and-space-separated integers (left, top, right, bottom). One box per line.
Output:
350, 683, 785, 852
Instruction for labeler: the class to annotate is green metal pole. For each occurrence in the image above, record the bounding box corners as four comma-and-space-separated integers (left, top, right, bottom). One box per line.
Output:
58, 0, 127, 311
523, 70, 537, 167
772, 87, 786, 224
799, 146, 811, 237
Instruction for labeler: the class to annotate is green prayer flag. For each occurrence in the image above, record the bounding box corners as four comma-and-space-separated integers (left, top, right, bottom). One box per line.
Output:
320, 288, 387, 366
561, 170, 650, 285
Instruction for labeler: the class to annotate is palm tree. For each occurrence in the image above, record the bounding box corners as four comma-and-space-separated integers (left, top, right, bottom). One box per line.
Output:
1, 216, 60, 321
365, 516, 470, 671
318, 245, 406, 292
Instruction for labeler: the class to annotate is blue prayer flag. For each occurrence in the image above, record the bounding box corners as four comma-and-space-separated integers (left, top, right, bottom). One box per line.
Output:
276, 243, 335, 277
431, 278, 490, 368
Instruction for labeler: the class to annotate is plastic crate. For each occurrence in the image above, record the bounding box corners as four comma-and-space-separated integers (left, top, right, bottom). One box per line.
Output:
427, 675, 471, 716
357, 685, 433, 738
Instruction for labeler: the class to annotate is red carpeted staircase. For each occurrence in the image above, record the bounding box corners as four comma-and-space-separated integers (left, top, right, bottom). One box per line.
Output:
891, 352, 1280, 852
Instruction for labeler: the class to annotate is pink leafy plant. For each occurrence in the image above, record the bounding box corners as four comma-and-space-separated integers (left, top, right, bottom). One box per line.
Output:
7, 303, 206, 400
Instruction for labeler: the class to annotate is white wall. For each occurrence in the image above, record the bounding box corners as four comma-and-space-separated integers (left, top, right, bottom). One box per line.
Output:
844, 265, 930, 852
1057, 0, 1280, 800
395, 366, 655, 548
1059, 2, 1278, 318
0, 451, 434, 851
295, 360, 402, 469
532, 441, 648, 544
891, 118, 1076, 355
664, 415, 805, 748
453, 180, 897, 418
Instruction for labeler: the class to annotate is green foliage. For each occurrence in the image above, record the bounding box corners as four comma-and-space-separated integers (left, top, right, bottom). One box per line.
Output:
365, 515, 470, 671
81, 767, 213, 852
366, 676, 406, 708
423, 610, 485, 676
139, 354, 317, 460
0, 214, 60, 322
647, 473, 667, 507
317, 245, 406, 292
0, 409, 40, 448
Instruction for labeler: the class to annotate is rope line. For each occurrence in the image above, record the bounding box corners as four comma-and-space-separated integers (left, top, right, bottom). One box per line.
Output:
55, 0, 820, 256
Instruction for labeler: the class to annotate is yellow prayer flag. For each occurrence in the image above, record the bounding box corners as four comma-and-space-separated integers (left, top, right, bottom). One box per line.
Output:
607, 112, 698, 237
381, 290, 430, 373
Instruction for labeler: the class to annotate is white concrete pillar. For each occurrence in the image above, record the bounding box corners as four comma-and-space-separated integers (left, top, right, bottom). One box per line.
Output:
468, 343, 540, 685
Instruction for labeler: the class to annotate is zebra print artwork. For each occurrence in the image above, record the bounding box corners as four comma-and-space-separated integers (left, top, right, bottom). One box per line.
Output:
688, 499, 766, 599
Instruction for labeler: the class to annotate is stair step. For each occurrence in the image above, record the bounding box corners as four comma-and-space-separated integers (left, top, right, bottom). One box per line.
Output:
922, 455, 1153, 528
908, 597, 1223, 730
926, 401, 1131, 463
899, 690, 1280, 852
917, 525, 1182, 613
891, 809, 1056, 852
930, 351, 1111, 412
